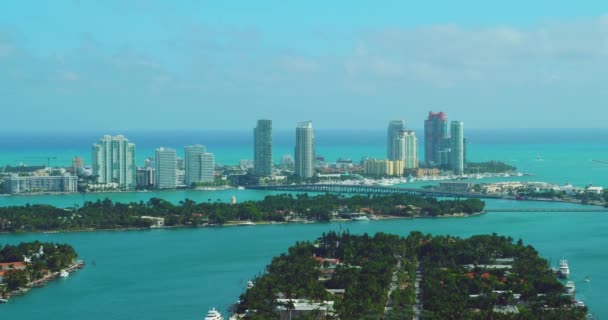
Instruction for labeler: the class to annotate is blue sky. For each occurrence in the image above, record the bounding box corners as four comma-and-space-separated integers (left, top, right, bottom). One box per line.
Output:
1, 0, 607, 131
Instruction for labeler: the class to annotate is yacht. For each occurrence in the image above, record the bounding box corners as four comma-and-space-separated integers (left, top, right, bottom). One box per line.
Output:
0, 297, 8, 303
205, 307, 224, 320
60, 270, 70, 278
558, 259, 570, 278
351, 215, 370, 221
237, 221, 255, 226
246, 280, 255, 290
565, 281, 575, 295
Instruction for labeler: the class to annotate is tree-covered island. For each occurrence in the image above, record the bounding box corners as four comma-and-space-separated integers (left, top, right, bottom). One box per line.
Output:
0, 194, 484, 232
0, 241, 83, 301
232, 232, 588, 320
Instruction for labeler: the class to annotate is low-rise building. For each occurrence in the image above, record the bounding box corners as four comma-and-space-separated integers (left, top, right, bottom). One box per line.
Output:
363, 159, 405, 177
405, 167, 441, 178
136, 167, 155, 189
140, 216, 165, 228
585, 185, 604, 194
3, 174, 78, 194
276, 299, 335, 320
438, 182, 472, 193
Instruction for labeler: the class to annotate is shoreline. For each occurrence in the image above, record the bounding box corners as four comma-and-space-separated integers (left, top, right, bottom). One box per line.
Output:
2, 260, 84, 301
0, 211, 486, 235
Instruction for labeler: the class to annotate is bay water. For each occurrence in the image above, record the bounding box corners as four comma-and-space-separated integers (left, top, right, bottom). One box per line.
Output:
0, 129, 607, 318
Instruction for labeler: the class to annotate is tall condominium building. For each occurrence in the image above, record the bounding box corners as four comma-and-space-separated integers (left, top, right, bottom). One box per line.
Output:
253, 119, 273, 176
393, 130, 419, 169
450, 121, 465, 174
295, 121, 314, 178
201, 152, 215, 183
155, 147, 177, 189
424, 112, 449, 166
402, 131, 419, 169
184, 145, 215, 185
184, 145, 206, 186
387, 120, 405, 161
92, 135, 136, 190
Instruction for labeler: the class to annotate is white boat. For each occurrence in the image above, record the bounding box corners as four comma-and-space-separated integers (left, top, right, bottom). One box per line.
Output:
0, 298, 8, 303
558, 259, 570, 278
60, 270, 69, 278
351, 216, 369, 221
237, 221, 255, 226
584, 276, 590, 283
565, 281, 575, 295
205, 307, 224, 320
574, 301, 586, 308
246, 280, 254, 289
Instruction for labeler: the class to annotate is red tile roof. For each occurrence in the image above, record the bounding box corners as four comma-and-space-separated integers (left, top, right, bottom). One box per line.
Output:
0, 262, 27, 270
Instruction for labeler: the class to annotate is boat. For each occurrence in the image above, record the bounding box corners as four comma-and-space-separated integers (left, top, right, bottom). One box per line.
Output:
60, 270, 69, 278
565, 281, 575, 295
558, 259, 570, 278
204, 307, 224, 320
0, 298, 8, 303
584, 276, 590, 283
351, 215, 369, 221
246, 280, 254, 290
237, 221, 255, 226
574, 300, 586, 308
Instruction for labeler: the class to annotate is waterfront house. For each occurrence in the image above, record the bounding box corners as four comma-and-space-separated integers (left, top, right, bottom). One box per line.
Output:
276, 299, 335, 320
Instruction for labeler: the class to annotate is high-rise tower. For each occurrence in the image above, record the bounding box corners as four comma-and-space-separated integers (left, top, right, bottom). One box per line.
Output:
387, 120, 405, 161
424, 111, 449, 166
92, 135, 136, 190
402, 130, 419, 169
253, 119, 273, 176
450, 121, 465, 174
185, 145, 206, 186
155, 147, 177, 189
295, 121, 314, 178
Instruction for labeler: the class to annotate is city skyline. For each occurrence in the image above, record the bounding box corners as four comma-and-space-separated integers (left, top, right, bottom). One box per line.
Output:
2, 1, 608, 131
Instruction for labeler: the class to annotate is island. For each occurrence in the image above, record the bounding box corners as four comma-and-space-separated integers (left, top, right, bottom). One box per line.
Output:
230, 232, 588, 319
1, 241, 83, 302
0, 194, 484, 233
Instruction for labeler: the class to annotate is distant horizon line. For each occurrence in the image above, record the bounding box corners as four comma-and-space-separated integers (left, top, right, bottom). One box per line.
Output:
1, 127, 608, 134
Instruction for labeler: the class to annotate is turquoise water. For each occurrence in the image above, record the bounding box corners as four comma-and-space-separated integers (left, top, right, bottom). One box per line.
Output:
0, 200, 605, 319
0, 129, 607, 318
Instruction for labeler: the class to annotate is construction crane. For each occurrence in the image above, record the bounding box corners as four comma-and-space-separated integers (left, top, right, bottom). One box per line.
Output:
23, 156, 58, 168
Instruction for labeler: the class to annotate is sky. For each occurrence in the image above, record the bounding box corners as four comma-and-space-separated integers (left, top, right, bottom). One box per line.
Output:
1, 0, 608, 131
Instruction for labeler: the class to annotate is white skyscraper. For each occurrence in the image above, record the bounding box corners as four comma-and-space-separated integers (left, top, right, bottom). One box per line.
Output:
387, 120, 405, 161
450, 121, 465, 174
403, 131, 419, 169
184, 145, 215, 185
92, 135, 136, 190
155, 147, 177, 189
200, 152, 215, 183
295, 121, 314, 178
185, 145, 206, 186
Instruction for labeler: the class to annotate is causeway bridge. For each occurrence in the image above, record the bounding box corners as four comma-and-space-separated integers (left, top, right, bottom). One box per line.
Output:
246, 184, 503, 199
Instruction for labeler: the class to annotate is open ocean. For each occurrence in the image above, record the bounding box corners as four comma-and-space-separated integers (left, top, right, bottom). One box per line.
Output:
1, 129, 608, 319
